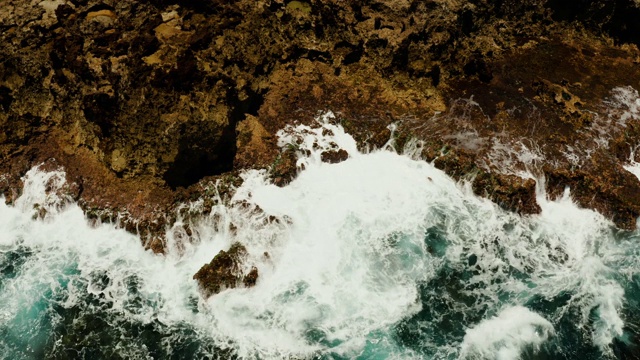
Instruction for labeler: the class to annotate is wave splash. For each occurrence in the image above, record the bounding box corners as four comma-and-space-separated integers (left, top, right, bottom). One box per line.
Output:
0, 112, 639, 359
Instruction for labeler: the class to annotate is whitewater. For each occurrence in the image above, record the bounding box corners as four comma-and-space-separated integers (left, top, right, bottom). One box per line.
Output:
1, 111, 640, 359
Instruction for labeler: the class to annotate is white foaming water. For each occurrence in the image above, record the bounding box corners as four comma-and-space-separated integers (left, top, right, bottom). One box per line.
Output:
623, 148, 640, 239
605, 86, 640, 127
482, 137, 545, 178
625, 162, 640, 182
0, 166, 208, 358
198, 113, 451, 358
460, 306, 554, 360
0, 112, 638, 359
624, 146, 640, 183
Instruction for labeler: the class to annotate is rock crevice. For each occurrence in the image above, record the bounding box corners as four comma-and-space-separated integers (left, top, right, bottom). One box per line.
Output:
2, 0, 640, 251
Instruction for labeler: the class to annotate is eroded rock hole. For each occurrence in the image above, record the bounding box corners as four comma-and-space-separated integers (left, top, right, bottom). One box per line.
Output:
0, 86, 13, 111
162, 89, 264, 189
342, 47, 363, 65
463, 57, 493, 83
151, 51, 201, 92
83, 93, 117, 136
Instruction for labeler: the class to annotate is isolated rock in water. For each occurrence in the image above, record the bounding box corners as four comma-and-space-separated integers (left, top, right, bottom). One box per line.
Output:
193, 243, 258, 298
321, 149, 350, 164
243, 266, 259, 287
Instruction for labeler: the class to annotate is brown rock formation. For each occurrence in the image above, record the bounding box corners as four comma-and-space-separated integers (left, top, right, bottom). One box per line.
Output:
2, 0, 640, 249
192, 243, 258, 298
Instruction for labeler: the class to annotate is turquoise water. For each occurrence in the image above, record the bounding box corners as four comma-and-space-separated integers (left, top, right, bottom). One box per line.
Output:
2, 115, 640, 359
1, 226, 639, 359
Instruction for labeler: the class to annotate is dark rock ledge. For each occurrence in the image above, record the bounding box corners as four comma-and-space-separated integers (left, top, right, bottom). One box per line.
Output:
2, 0, 640, 294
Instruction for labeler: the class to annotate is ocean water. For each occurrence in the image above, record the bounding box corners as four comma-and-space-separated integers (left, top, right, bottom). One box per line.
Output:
1, 110, 640, 359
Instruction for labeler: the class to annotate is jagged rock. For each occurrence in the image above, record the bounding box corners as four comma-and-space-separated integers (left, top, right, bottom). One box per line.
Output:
474, 173, 541, 215
193, 243, 258, 298
243, 266, 259, 287
2, 0, 640, 239
545, 153, 640, 230
234, 114, 278, 170
321, 149, 350, 164
270, 148, 298, 187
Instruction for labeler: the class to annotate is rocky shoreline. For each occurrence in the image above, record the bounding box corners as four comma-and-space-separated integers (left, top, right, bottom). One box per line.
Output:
2, 0, 640, 293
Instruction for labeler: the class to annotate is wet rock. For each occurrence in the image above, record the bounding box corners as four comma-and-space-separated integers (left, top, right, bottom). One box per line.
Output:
433, 37, 640, 227
270, 148, 298, 187
2, 0, 640, 242
473, 173, 541, 215
432, 149, 541, 215
321, 149, 349, 164
193, 243, 258, 298
234, 115, 278, 170
146, 236, 166, 255
243, 266, 259, 287
545, 152, 640, 230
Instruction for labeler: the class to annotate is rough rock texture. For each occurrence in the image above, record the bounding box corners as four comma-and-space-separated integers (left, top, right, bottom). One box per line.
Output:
2, 1, 640, 248
192, 243, 258, 298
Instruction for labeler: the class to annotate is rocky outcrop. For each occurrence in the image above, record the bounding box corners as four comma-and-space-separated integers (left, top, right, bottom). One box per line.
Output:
2, 1, 640, 255
415, 37, 640, 228
192, 243, 258, 298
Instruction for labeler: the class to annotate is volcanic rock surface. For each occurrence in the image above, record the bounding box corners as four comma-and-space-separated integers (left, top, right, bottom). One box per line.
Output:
2, 0, 640, 285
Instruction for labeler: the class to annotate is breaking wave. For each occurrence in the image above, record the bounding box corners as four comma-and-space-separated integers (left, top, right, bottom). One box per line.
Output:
1, 112, 640, 359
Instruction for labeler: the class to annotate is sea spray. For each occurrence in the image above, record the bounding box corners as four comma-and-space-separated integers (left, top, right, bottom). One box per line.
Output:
459, 306, 555, 359
624, 145, 640, 184
0, 112, 639, 359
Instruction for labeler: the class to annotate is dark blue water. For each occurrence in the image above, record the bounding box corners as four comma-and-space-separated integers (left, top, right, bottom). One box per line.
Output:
1, 226, 639, 359
3, 148, 640, 359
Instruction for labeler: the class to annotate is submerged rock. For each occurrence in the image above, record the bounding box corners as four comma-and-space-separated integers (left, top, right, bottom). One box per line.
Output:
193, 243, 258, 298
